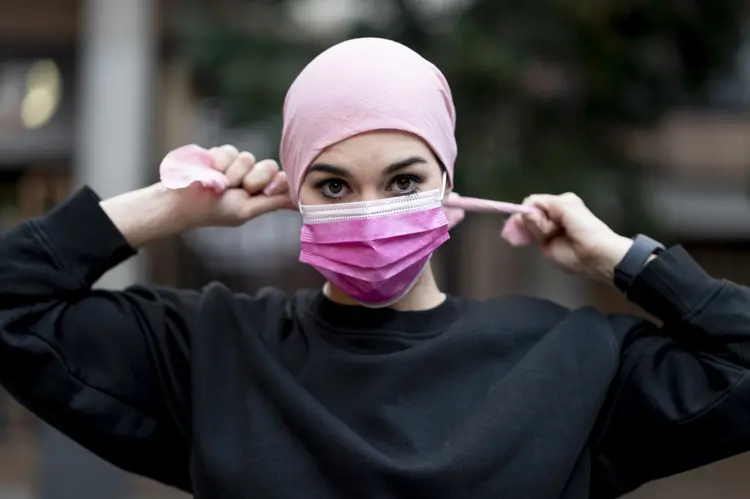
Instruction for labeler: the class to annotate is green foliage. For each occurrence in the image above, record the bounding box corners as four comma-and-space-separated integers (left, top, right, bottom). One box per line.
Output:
177, 0, 743, 232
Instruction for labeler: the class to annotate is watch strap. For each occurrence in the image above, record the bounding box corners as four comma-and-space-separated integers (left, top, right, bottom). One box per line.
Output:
614, 234, 665, 294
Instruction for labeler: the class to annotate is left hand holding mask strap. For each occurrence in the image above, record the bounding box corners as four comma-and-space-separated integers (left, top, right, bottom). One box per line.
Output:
158, 144, 546, 247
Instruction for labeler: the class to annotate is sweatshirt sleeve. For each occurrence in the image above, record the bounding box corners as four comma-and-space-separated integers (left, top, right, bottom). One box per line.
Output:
591, 245, 750, 498
0, 187, 195, 491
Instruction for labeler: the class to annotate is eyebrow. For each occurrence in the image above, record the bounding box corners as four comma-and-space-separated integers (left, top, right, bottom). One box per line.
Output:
307, 156, 428, 177
384, 156, 428, 174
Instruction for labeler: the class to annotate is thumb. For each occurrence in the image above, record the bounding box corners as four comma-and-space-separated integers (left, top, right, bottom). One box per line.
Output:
525, 193, 584, 225
241, 193, 296, 220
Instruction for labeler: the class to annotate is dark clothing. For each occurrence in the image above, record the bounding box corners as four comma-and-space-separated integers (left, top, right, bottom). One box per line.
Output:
1, 187, 750, 499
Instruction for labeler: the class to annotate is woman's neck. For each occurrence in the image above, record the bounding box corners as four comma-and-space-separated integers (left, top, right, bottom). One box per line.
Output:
323, 263, 446, 312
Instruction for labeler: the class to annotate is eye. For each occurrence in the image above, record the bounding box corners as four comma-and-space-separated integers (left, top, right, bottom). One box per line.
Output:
318, 179, 351, 199
387, 174, 422, 195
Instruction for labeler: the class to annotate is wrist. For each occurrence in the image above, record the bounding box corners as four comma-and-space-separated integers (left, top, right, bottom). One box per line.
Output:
592, 234, 633, 285
100, 184, 189, 248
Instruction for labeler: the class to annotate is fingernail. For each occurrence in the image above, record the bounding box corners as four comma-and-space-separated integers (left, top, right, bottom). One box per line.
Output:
263, 178, 280, 196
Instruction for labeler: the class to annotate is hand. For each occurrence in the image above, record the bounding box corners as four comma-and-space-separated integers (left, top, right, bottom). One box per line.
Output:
100, 145, 294, 248
177, 145, 295, 228
511, 192, 634, 284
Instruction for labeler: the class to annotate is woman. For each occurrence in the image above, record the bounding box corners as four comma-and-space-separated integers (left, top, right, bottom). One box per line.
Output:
1, 37, 749, 499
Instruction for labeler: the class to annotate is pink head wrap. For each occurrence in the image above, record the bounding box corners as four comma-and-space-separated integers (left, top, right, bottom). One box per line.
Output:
159, 38, 540, 246
280, 38, 457, 202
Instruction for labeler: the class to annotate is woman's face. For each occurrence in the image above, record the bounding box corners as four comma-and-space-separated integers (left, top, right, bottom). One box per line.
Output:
298, 131, 445, 205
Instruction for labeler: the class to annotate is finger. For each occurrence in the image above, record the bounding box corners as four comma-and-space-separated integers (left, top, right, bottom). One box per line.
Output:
242, 159, 280, 195
262, 170, 290, 196
210, 144, 239, 173
524, 193, 583, 224
224, 151, 256, 187
519, 213, 545, 241
241, 194, 296, 220
521, 195, 560, 235
522, 211, 560, 240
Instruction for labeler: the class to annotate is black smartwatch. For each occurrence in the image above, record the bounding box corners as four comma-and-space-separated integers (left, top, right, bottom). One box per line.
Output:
613, 234, 665, 294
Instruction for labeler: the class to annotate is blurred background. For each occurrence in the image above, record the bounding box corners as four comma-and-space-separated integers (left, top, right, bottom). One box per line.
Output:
1, 0, 750, 497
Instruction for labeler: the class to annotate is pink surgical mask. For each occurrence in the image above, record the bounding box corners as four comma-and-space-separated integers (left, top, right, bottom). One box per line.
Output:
298, 176, 449, 308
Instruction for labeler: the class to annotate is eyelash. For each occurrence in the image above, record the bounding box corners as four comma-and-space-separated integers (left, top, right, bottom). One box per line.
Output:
314, 174, 424, 200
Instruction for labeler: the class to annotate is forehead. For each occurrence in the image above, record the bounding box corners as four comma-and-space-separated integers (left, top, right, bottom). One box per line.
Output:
312, 131, 436, 171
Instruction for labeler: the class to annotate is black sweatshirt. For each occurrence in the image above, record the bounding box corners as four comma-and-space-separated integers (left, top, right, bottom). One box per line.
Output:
1, 188, 750, 499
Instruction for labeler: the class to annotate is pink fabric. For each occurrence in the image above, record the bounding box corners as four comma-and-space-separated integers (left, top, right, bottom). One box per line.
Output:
314, 256, 432, 307
281, 38, 457, 203
159, 144, 228, 192
300, 207, 450, 306
301, 230, 449, 281
301, 208, 447, 244
443, 193, 539, 246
